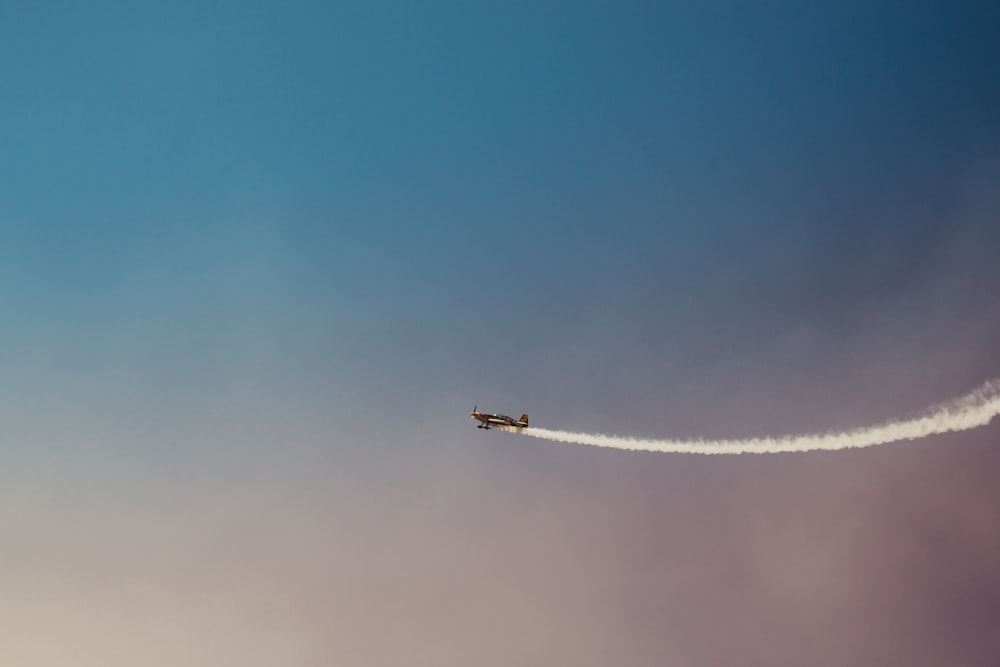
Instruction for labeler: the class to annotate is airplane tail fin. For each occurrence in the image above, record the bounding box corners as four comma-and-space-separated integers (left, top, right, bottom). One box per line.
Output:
519, 414, 529, 426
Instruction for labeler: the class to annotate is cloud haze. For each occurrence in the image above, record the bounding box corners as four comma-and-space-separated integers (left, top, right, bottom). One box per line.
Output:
2, 2, 999, 665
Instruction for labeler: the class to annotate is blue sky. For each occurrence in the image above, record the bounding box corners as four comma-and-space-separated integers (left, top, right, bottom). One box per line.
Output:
3, 2, 1000, 664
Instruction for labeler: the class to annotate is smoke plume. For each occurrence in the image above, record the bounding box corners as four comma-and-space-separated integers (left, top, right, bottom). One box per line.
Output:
500, 380, 1000, 454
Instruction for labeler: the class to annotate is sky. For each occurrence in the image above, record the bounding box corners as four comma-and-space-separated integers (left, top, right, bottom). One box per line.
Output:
2, 1, 1000, 665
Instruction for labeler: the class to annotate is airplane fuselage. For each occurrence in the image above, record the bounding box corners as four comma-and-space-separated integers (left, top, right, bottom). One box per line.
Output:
470, 408, 529, 430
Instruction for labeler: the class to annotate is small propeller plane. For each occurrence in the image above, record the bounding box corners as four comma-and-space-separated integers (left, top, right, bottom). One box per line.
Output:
470, 407, 529, 430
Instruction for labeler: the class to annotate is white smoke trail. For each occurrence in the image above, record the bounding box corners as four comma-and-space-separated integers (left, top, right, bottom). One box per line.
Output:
498, 379, 1000, 455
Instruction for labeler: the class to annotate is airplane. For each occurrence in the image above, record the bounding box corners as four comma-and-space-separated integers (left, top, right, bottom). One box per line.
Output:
470, 406, 529, 430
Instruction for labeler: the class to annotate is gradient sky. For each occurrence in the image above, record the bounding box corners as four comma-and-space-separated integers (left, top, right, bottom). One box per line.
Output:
3, 2, 1000, 665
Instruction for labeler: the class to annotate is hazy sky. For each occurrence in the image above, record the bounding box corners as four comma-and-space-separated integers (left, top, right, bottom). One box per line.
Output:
3, 2, 1000, 665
